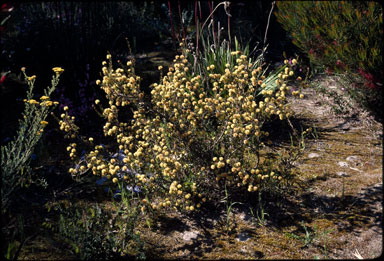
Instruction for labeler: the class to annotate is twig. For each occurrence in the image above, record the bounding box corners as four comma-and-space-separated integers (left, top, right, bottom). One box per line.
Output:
262, 1, 275, 59
353, 249, 363, 259
201, 1, 230, 32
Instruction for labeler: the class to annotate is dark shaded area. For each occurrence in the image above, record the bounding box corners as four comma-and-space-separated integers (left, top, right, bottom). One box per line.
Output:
0, 1, 302, 144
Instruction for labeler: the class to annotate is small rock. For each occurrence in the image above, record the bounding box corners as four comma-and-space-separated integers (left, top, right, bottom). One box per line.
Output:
240, 245, 249, 254
237, 212, 246, 221
236, 232, 250, 242
346, 156, 359, 162
336, 172, 349, 177
182, 231, 199, 241
308, 153, 320, 159
338, 161, 349, 167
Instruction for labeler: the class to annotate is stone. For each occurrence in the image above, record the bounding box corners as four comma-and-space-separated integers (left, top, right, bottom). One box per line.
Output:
182, 231, 199, 241
336, 172, 349, 177
346, 156, 359, 162
338, 161, 349, 167
308, 153, 320, 158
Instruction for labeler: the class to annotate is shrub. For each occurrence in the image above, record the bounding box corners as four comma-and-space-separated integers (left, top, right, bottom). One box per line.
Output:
1, 67, 62, 261
274, 1, 382, 80
274, 1, 383, 118
1, 67, 62, 212
44, 197, 145, 260
59, 40, 307, 216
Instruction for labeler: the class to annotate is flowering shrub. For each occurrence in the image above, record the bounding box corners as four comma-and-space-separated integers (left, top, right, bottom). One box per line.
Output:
274, 1, 383, 118
1, 67, 62, 212
61, 47, 304, 213
274, 1, 382, 84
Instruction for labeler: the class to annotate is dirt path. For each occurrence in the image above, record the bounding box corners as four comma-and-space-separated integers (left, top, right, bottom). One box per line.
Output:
286, 76, 382, 259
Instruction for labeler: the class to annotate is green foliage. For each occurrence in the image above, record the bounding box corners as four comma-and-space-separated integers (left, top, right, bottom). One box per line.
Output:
3, 216, 25, 261
274, 1, 382, 85
44, 197, 145, 260
1, 68, 61, 212
285, 221, 334, 257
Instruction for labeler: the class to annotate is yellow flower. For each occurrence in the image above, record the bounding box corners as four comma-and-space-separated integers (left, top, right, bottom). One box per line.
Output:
95, 99, 100, 104
158, 65, 163, 70
40, 96, 49, 100
27, 75, 36, 81
28, 99, 39, 105
41, 101, 53, 106
40, 120, 48, 126
112, 177, 118, 183
292, 59, 297, 65
52, 67, 64, 74
63, 106, 69, 111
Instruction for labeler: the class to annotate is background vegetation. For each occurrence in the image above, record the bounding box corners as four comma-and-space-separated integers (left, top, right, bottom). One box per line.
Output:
274, 1, 383, 120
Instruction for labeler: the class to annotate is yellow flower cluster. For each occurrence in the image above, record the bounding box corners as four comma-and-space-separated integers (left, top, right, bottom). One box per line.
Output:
59, 110, 78, 139
24, 98, 58, 107
65, 51, 302, 213
67, 142, 77, 161
52, 67, 64, 74
97, 55, 143, 107
24, 91, 58, 106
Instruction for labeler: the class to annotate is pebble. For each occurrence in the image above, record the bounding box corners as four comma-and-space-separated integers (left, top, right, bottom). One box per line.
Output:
336, 172, 349, 177
346, 156, 359, 162
308, 153, 320, 158
338, 161, 349, 167
182, 231, 199, 241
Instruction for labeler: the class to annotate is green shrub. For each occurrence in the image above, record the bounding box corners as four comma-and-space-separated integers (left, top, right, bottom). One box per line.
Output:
44, 197, 145, 260
1, 67, 62, 212
274, 1, 383, 118
274, 1, 382, 84
1, 67, 62, 261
